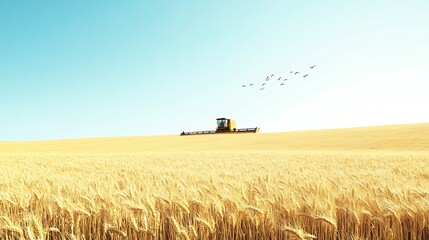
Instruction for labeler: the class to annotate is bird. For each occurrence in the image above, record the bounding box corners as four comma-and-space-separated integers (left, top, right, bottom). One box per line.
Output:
290, 71, 293, 73
249, 83, 254, 86
270, 74, 274, 77
260, 87, 265, 90
277, 77, 282, 81
303, 74, 308, 77
262, 83, 266, 86
294, 72, 300, 75
242, 85, 246, 87
280, 83, 285, 86
310, 65, 316, 69
283, 78, 287, 81
266, 76, 270, 81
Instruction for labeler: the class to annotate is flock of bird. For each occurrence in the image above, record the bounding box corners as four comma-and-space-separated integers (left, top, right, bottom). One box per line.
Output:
242, 65, 317, 90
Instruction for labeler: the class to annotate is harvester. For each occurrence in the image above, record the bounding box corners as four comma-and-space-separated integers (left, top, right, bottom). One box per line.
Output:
180, 118, 259, 135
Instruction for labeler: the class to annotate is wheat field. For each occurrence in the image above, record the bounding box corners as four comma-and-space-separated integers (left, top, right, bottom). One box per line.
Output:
0, 123, 428, 239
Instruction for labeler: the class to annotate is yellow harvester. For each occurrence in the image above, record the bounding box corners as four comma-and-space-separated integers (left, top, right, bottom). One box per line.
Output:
180, 118, 259, 135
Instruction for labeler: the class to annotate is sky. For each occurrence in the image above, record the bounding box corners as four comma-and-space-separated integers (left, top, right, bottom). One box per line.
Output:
1, 1, 429, 141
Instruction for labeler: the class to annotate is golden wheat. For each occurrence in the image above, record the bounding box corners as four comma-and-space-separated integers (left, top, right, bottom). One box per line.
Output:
0, 123, 429, 239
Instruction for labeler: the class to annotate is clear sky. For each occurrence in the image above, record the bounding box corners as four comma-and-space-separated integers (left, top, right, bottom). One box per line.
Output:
1, 1, 428, 141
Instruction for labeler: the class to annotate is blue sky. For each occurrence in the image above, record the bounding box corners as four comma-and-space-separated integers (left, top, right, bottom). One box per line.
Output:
1, 1, 428, 141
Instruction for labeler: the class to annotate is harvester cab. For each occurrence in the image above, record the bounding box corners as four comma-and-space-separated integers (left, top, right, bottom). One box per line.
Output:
180, 118, 259, 135
216, 118, 236, 133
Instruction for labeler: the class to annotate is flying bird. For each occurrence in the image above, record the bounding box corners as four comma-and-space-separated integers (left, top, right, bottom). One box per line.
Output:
294, 72, 300, 75
303, 74, 308, 77
260, 87, 265, 90
277, 77, 282, 81
310, 65, 316, 69
280, 83, 285, 86
266, 76, 270, 81
249, 83, 254, 86
283, 78, 287, 81
262, 83, 266, 86
270, 74, 274, 77
290, 71, 293, 73
242, 85, 246, 87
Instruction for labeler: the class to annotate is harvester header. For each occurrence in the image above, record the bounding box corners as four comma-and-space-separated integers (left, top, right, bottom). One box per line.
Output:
180, 118, 259, 135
